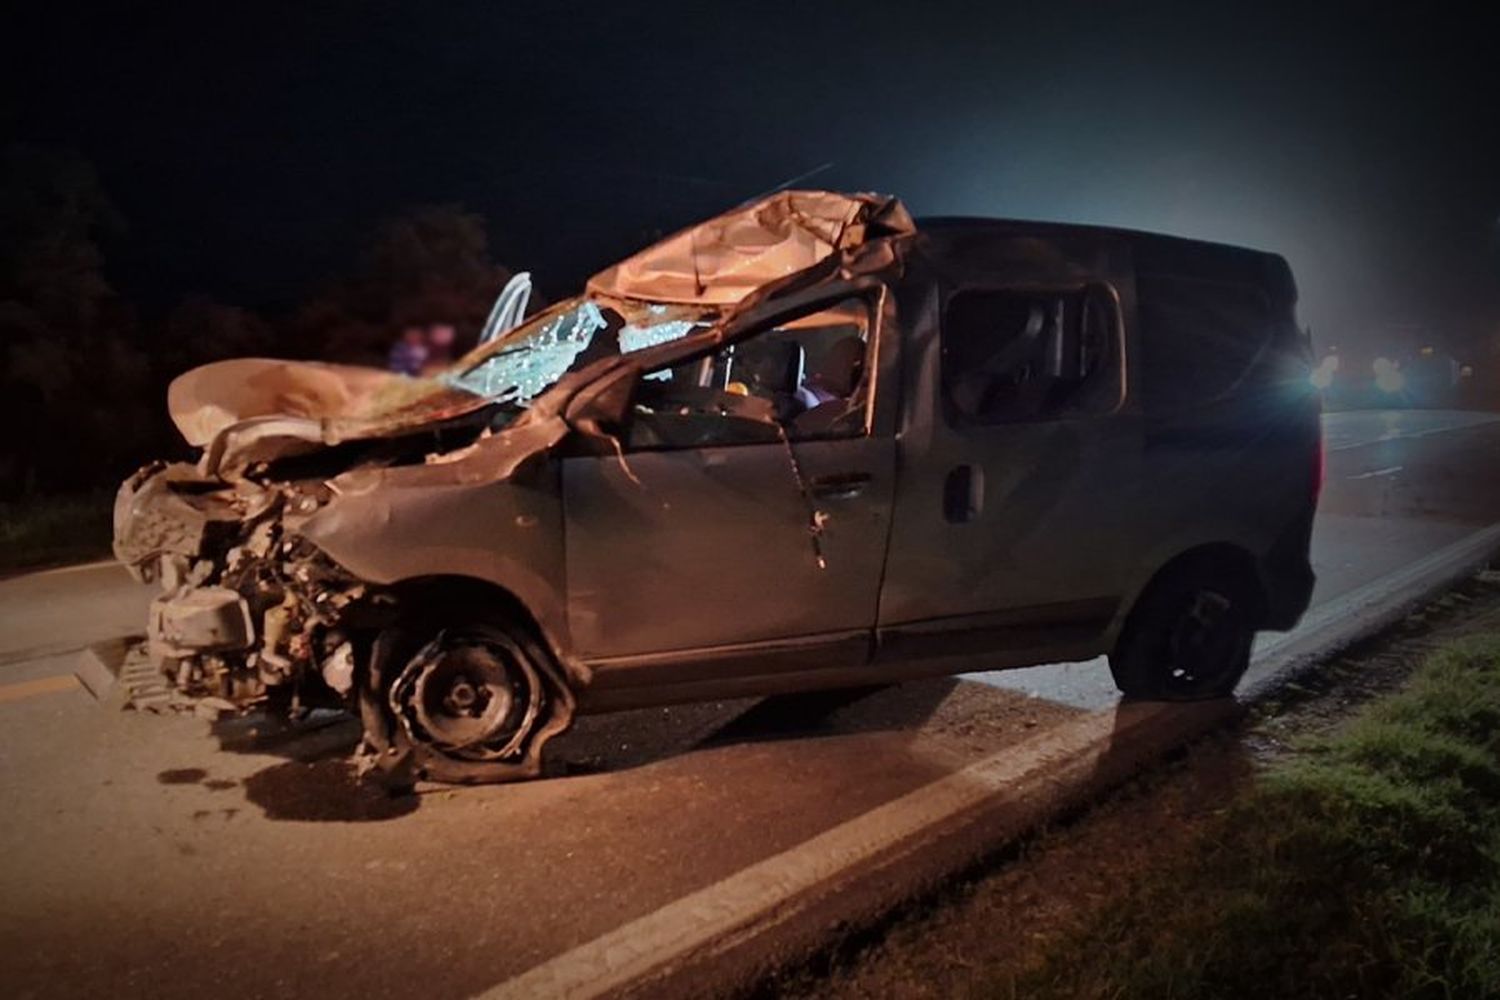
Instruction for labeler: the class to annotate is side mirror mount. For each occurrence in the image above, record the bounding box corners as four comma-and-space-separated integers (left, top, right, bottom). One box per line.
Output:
563, 363, 641, 439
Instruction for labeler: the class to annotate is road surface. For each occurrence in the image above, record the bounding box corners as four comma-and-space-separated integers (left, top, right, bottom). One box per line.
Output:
2, 409, 1499, 999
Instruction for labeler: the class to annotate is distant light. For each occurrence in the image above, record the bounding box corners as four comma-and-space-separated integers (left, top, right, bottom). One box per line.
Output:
1375, 365, 1406, 394
1309, 355, 1339, 390
1420, 346, 1435, 357
1461, 365, 1475, 378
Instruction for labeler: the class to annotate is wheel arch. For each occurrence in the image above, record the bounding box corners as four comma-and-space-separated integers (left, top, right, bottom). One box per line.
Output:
1113, 542, 1269, 643
383, 574, 584, 688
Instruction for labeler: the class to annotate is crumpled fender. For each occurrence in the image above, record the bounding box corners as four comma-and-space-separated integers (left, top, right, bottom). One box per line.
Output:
292, 412, 579, 668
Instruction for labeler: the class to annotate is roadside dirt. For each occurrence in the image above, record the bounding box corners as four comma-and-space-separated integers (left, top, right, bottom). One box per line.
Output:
769, 567, 1500, 1000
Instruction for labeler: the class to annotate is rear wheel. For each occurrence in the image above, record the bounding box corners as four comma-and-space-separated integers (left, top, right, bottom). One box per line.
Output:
1109, 562, 1260, 700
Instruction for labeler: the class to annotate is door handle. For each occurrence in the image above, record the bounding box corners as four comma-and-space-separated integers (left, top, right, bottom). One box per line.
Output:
943, 464, 983, 523
809, 472, 872, 500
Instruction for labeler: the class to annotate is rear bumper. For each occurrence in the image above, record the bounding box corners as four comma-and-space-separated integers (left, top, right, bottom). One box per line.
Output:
1259, 508, 1317, 630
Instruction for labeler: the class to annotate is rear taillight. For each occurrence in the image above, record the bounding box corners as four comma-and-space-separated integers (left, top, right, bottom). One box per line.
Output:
1313, 431, 1325, 503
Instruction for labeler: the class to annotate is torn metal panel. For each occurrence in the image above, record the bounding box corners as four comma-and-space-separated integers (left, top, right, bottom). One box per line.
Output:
113, 462, 273, 575
586, 190, 914, 305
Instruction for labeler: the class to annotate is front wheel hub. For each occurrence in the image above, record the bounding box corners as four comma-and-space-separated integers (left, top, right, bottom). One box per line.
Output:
391, 630, 543, 762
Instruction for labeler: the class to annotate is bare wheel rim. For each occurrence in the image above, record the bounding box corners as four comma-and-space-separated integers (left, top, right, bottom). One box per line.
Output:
390, 628, 545, 762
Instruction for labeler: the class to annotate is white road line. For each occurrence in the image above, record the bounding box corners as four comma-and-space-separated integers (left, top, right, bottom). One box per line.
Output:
1347, 465, 1403, 480
1252, 520, 1500, 664
19, 559, 120, 578
1326, 412, 1500, 452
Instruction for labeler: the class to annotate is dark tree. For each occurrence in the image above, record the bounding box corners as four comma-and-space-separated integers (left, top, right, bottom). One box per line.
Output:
291, 204, 513, 366
160, 295, 276, 380
0, 145, 153, 497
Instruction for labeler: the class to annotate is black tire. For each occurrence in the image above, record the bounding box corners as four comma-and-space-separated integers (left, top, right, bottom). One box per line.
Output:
1109, 561, 1260, 701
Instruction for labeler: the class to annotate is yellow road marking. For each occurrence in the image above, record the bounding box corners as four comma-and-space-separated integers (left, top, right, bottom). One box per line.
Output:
0, 675, 80, 704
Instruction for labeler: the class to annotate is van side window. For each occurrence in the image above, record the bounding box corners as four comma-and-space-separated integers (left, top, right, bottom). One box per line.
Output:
941, 286, 1119, 425
1137, 274, 1272, 416
627, 296, 873, 449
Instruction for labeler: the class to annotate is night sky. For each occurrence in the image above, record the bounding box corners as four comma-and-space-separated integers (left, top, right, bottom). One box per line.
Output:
5, 1, 1498, 353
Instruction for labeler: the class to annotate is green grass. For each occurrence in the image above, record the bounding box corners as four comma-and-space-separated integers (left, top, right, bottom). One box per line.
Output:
999, 634, 1500, 1000
0, 490, 114, 574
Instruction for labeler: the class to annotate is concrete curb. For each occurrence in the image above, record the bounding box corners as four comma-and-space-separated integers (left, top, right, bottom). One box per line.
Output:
478, 522, 1500, 1000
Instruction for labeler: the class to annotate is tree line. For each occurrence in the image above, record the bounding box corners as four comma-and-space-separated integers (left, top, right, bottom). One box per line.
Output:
0, 144, 516, 500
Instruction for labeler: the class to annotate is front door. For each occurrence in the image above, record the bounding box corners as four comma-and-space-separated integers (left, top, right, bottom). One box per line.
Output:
562, 293, 896, 667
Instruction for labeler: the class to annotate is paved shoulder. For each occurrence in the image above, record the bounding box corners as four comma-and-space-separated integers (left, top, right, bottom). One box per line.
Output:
0, 562, 150, 665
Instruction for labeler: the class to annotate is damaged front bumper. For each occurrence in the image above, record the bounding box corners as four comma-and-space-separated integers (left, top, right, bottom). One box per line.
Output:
112, 461, 385, 716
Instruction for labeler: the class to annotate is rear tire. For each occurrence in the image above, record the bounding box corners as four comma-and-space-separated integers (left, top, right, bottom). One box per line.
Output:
1109, 561, 1259, 701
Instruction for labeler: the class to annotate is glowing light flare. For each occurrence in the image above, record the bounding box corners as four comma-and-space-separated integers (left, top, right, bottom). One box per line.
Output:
1308, 354, 1340, 390
1372, 356, 1406, 394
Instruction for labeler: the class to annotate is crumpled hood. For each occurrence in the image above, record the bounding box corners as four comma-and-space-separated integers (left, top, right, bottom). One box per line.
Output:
167, 358, 443, 447
586, 190, 914, 306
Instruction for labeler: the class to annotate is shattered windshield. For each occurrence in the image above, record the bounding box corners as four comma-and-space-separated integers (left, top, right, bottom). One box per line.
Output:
445, 298, 702, 407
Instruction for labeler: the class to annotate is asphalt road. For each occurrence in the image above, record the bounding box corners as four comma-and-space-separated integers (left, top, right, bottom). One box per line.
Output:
3, 409, 1499, 1000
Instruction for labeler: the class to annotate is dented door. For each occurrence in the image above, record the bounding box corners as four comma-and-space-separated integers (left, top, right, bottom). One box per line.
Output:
561, 436, 895, 660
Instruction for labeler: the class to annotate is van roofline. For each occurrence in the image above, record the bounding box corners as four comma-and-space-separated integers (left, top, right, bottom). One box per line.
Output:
914, 215, 1284, 262
914, 215, 1296, 303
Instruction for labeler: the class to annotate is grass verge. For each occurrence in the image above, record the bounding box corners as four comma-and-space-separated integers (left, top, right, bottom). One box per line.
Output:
999, 632, 1500, 1000
0, 491, 113, 574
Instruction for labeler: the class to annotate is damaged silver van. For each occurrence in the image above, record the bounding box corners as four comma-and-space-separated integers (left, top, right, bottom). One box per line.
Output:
112, 190, 1320, 784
